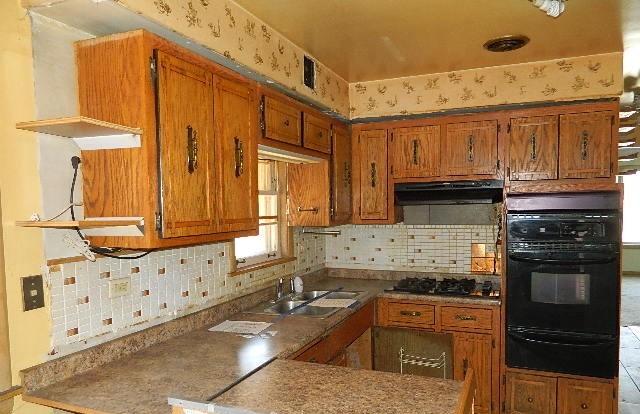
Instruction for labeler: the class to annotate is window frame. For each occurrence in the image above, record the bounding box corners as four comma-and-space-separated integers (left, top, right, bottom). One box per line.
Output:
621, 172, 640, 246
230, 161, 294, 274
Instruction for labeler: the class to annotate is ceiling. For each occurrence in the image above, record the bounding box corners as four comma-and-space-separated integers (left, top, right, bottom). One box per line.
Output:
234, 0, 627, 83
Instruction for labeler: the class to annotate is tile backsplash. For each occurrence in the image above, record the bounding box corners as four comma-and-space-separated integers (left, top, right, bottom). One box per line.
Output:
325, 224, 499, 274
47, 230, 325, 356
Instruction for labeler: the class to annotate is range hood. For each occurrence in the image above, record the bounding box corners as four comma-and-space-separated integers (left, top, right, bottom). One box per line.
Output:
395, 180, 503, 205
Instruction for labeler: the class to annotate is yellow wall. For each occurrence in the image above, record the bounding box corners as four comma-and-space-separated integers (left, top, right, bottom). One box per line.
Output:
0, 1, 52, 412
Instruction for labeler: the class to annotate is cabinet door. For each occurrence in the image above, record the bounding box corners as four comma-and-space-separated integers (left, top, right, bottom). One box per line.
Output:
263, 95, 302, 145
215, 77, 258, 232
391, 125, 440, 178
357, 130, 388, 220
559, 112, 613, 179
443, 120, 498, 176
303, 112, 331, 153
287, 161, 330, 227
452, 332, 493, 414
557, 378, 613, 414
157, 51, 217, 238
505, 372, 557, 414
509, 116, 558, 181
331, 125, 352, 225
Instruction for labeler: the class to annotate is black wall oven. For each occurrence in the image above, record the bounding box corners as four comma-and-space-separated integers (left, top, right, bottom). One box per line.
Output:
506, 193, 620, 379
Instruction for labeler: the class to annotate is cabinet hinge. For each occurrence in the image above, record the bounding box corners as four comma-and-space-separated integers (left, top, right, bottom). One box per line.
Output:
507, 122, 511, 134
259, 97, 266, 132
390, 131, 394, 142
496, 160, 501, 171
497, 124, 501, 133
491, 338, 495, 348
154, 212, 162, 231
390, 165, 394, 175
149, 56, 158, 85
506, 166, 511, 177
502, 374, 506, 385
502, 401, 506, 413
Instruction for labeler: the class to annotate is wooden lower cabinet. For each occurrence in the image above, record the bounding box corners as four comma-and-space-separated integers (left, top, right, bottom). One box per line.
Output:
505, 372, 615, 414
451, 332, 494, 414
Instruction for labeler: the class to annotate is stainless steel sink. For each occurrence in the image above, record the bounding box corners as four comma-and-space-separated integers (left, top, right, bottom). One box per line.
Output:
245, 290, 364, 318
291, 290, 329, 301
325, 291, 362, 300
263, 300, 306, 314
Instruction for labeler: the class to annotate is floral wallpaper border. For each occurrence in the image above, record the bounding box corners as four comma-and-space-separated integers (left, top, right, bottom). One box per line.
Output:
116, 0, 351, 116
348, 52, 622, 119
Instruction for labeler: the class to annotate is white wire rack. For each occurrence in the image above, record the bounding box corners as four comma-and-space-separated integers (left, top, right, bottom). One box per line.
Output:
398, 347, 447, 379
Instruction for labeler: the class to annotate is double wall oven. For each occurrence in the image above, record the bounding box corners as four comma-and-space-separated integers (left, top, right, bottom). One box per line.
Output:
506, 192, 621, 379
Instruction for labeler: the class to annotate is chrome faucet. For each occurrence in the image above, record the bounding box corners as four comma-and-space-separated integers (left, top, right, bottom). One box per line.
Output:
275, 277, 284, 301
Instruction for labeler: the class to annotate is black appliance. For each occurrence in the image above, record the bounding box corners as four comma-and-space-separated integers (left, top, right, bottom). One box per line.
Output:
506, 192, 621, 379
394, 180, 503, 205
390, 277, 497, 298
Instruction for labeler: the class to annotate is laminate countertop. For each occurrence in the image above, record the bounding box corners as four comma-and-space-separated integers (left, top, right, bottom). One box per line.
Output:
23, 276, 497, 414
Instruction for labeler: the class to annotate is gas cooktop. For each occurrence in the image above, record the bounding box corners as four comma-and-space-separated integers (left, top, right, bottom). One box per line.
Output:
389, 277, 499, 298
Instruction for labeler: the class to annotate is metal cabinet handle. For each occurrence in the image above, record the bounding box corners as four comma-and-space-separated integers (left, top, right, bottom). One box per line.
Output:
297, 207, 319, 214
187, 125, 198, 174
283, 119, 290, 127
581, 130, 589, 160
530, 133, 537, 160
343, 161, 351, 186
581, 403, 588, 410
234, 137, 244, 177
467, 135, 474, 162
370, 162, 377, 187
412, 139, 419, 165
309, 357, 318, 363
527, 397, 534, 403
455, 314, 477, 321
318, 131, 323, 138
399, 310, 421, 317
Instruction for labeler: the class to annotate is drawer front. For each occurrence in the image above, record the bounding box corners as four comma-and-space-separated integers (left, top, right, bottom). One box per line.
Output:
303, 113, 331, 153
441, 306, 492, 330
264, 96, 302, 145
387, 302, 435, 327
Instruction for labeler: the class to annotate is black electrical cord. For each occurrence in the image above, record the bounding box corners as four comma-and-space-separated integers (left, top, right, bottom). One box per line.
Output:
69, 156, 156, 260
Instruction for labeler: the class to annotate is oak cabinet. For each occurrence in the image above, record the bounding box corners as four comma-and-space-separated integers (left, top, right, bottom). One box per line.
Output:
559, 112, 614, 179
76, 30, 258, 249
354, 129, 390, 221
509, 116, 558, 181
443, 120, 498, 176
505, 372, 557, 414
287, 161, 330, 227
262, 95, 302, 146
330, 125, 352, 225
303, 112, 331, 153
390, 125, 440, 178
452, 332, 493, 414
214, 77, 258, 233
557, 378, 613, 414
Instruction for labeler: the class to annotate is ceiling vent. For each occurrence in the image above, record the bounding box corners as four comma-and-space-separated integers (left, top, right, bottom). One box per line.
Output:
483, 35, 530, 53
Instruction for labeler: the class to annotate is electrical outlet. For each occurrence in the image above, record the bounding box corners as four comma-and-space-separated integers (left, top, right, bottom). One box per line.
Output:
109, 277, 131, 298
22, 275, 45, 311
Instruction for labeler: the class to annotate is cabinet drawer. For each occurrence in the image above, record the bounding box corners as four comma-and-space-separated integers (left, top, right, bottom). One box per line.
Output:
441, 307, 492, 330
557, 378, 613, 414
263, 96, 302, 145
303, 113, 331, 153
387, 302, 435, 327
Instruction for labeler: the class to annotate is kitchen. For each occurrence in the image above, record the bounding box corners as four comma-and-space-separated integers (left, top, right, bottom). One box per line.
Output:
0, 0, 638, 413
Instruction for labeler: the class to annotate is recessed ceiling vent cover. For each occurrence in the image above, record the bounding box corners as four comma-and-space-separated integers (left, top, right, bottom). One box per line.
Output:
483, 35, 530, 52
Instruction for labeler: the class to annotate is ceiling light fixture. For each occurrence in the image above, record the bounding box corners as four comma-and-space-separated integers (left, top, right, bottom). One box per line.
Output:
531, 0, 566, 18
483, 35, 530, 53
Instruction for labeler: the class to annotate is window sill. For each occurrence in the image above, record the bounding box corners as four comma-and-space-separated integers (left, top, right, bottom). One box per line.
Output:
228, 256, 296, 277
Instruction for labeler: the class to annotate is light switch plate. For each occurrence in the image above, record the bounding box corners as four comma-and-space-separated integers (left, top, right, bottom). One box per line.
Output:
109, 277, 131, 298
22, 275, 45, 311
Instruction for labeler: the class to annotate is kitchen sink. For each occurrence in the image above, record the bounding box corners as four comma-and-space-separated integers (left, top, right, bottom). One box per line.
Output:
246, 290, 364, 318
264, 300, 306, 314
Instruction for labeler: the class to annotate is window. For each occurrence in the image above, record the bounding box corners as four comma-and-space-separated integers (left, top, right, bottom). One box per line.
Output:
234, 160, 284, 266
622, 172, 640, 244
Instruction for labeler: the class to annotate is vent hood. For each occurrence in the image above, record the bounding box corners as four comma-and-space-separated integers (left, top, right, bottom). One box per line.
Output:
395, 180, 503, 205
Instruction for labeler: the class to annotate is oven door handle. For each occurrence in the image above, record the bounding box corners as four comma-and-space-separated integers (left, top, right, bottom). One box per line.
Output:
508, 331, 615, 348
508, 253, 616, 265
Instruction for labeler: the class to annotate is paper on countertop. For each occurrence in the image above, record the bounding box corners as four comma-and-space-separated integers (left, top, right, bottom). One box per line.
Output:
208, 320, 273, 335
307, 298, 357, 308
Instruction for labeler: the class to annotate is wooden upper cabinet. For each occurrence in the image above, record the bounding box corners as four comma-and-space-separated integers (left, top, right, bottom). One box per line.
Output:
391, 125, 440, 179
357, 129, 389, 220
443, 120, 498, 176
559, 112, 613, 179
557, 378, 613, 414
452, 332, 493, 414
505, 372, 557, 414
303, 112, 332, 153
331, 125, 352, 225
157, 51, 218, 238
509, 116, 559, 181
262, 95, 302, 145
214, 77, 258, 233
287, 161, 330, 227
